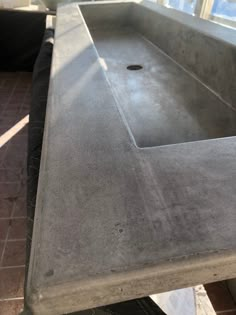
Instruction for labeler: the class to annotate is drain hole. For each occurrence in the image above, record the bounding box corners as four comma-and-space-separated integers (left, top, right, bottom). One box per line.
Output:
127, 65, 143, 71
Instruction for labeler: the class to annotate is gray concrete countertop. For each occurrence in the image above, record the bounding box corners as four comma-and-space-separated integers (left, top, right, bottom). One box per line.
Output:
27, 2, 236, 314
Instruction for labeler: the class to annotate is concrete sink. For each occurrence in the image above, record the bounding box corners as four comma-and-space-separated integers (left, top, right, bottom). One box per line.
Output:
26, 2, 236, 314
83, 10, 236, 148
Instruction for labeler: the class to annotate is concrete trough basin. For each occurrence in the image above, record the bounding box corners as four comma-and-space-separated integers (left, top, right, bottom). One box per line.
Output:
80, 1, 236, 147
26, 2, 236, 314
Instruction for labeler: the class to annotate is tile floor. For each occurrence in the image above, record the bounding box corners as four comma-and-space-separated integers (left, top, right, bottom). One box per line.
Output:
0, 72, 31, 315
0, 72, 235, 315
205, 282, 236, 315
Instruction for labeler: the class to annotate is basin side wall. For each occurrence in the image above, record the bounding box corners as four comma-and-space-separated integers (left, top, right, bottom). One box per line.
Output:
130, 2, 236, 108
80, 2, 133, 30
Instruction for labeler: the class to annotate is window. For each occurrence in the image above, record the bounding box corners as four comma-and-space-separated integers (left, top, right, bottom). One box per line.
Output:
211, 0, 236, 21
210, 0, 236, 27
166, 0, 197, 14
157, 0, 236, 28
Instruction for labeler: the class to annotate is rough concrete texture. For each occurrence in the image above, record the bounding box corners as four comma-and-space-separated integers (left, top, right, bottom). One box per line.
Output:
26, 2, 236, 314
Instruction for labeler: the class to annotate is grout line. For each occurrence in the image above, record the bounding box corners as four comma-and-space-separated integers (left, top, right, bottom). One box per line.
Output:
5, 239, 26, 242
0, 231, 9, 267
0, 181, 22, 184
0, 167, 26, 170
0, 74, 22, 168
1, 74, 21, 116
0, 297, 24, 302
0, 265, 25, 270
12, 198, 27, 219
16, 82, 30, 196
0, 217, 27, 220
0, 194, 19, 267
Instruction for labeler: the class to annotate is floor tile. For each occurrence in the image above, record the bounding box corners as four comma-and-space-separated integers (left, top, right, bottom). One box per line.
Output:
0, 219, 10, 240
0, 169, 21, 183
7, 137, 28, 151
0, 119, 19, 131
8, 218, 27, 240
14, 125, 28, 137
0, 300, 24, 315
4, 141, 27, 155
9, 92, 25, 104
0, 92, 10, 103
205, 282, 236, 312
0, 147, 8, 165
0, 267, 25, 299
0, 183, 20, 198
17, 183, 27, 200
6, 102, 22, 109
0, 241, 4, 259
0, 199, 14, 218
2, 241, 26, 267
2, 153, 27, 169
12, 198, 26, 218
2, 109, 21, 118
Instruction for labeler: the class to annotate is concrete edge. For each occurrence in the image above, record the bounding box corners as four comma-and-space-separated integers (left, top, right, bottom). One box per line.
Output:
27, 250, 236, 315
